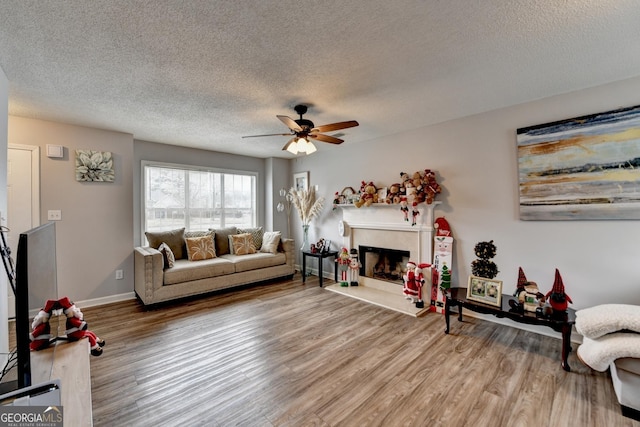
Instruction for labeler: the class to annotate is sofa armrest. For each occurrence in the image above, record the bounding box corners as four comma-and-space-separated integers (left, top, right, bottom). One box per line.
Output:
281, 238, 295, 268
134, 246, 164, 305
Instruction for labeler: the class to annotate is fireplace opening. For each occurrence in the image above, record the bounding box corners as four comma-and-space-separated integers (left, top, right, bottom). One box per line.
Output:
359, 245, 411, 285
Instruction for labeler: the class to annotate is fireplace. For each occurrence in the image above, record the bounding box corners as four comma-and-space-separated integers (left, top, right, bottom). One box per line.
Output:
326, 202, 441, 317
359, 245, 410, 285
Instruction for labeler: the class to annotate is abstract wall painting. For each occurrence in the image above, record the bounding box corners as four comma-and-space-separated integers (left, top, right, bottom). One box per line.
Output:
517, 105, 640, 220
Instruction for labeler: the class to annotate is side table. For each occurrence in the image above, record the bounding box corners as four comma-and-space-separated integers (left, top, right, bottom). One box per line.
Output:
444, 287, 576, 371
302, 250, 338, 287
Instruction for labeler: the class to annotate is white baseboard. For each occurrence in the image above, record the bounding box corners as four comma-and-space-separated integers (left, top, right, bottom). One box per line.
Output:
73, 292, 137, 309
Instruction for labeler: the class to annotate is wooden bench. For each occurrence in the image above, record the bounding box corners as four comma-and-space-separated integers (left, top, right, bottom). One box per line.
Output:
31, 338, 93, 426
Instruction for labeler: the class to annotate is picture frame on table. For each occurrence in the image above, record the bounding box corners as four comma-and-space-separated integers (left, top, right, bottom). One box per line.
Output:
322, 239, 332, 253
294, 171, 309, 191
467, 276, 503, 307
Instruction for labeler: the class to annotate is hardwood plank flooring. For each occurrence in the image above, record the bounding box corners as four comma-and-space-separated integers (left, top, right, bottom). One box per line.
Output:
41, 277, 640, 426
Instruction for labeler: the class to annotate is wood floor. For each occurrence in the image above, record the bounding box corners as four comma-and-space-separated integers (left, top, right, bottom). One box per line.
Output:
76, 276, 638, 426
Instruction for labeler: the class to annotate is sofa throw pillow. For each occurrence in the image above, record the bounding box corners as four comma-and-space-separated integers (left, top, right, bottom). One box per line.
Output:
185, 235, 216, 261
259, 231, 281, 254
145, 228, 186, 260
230, 233, 256, 255
238, 227, 264, 251
227, 235, 236, 255
210, 227, 237, 255
158, 242, 175, 269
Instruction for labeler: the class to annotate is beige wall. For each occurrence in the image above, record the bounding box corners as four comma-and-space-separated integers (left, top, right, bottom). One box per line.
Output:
8, 117, 134, 305
294, 75, 640, 315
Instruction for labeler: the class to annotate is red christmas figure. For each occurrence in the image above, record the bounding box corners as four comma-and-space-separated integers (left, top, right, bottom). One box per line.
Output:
403, 261, 419, 302
546, 269, 572, 312
29, 299, 58, 351
59, 296, 105, 356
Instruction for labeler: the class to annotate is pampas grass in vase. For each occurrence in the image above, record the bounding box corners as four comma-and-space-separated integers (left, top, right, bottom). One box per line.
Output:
289, 187, 325, 251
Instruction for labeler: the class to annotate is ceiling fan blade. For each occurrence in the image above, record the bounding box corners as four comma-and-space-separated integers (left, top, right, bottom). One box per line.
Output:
242, 132, 293, 138
309, 133, 344, 144
277, 115, 303, 132
310, 120, 359, 133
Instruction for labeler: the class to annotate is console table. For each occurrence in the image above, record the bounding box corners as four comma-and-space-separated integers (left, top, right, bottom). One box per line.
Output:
444, 287, 576, 372
302, 250, 338, 287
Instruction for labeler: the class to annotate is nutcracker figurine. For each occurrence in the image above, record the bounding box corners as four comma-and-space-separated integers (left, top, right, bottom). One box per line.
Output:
348, 248, 361, 286
337, 248, 351, 287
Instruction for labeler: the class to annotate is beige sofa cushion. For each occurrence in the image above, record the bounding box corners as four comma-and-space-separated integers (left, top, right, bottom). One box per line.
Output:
230, 233, 256, 255
260, 231, 281, 254
238, 227, 264, 250
164, 258, 235, 285
185, 235, 216, 261
211, 227, 237, 255
223, 252, 287, 273
145, 228, 186, 259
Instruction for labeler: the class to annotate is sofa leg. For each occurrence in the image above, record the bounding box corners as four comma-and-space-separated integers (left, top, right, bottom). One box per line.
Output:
621, 405, 640, 421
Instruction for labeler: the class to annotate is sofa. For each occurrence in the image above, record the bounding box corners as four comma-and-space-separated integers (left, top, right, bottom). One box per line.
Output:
575, 304, 640, 420
134, 227, 295, 306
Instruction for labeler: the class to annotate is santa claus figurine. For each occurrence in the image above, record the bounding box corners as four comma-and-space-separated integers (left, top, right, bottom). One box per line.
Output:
58, 296, 105, 356
403, 261, 419, 302
29, 299, 58, 351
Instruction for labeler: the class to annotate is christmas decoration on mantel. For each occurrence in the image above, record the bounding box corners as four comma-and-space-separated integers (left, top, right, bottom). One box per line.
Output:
333, 169, 442, 222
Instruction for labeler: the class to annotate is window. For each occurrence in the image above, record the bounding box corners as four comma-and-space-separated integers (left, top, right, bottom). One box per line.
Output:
142, 161, 257, 234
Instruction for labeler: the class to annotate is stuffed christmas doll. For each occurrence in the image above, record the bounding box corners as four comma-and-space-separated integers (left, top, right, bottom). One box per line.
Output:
403, 261, 419, 302
546, 269, 572, 312
58, 296, 105, 356
29, 299, 58, 351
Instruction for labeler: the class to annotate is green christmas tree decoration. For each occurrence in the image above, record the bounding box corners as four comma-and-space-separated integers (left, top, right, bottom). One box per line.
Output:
440, 264, 451, 290
471, 240, 499, 279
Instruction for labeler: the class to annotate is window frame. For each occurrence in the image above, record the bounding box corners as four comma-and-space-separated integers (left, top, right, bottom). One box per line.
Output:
141, 160, 259, 242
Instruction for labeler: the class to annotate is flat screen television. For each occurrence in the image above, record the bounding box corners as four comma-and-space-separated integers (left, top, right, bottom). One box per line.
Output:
1, 222, 58, 394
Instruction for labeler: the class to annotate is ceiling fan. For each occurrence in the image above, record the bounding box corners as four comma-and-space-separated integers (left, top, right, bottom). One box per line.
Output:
242, 104, 359, 154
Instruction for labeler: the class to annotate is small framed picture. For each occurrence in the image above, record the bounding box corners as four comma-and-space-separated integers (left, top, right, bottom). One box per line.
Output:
322, 239, 332, 253
294, 171, 309, 191
376, 187, 387, 203
467, 276, 503, 307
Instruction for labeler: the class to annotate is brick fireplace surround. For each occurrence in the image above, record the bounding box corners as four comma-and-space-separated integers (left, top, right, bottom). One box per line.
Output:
327, 202, 441, 316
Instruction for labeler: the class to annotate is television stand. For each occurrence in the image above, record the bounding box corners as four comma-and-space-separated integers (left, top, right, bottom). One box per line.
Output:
31, 338, 93, 425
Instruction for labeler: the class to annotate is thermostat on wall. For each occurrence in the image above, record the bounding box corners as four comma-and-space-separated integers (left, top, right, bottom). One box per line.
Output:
46, 144, 64, 158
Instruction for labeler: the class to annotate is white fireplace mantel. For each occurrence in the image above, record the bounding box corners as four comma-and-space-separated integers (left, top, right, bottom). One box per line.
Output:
328, 201, 442, 317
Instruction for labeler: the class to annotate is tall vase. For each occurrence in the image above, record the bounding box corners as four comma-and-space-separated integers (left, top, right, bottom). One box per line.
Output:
301, 224, 310, 252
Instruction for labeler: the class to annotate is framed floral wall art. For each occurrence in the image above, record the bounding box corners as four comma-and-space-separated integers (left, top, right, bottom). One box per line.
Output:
75, 150, 115, 182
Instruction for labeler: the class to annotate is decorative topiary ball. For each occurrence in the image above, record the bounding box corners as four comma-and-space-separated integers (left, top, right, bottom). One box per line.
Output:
471, 259, 499, 279
474, 240, 497, 260
471, 240, 499, 279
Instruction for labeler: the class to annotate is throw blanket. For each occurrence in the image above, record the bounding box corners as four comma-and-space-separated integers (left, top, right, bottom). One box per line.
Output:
575, 304, 640, 339
575, 304, 640, 372
577, 333, 640, 372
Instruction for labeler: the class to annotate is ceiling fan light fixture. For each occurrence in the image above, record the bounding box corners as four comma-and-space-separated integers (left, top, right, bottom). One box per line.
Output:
285, 140, 299, 154
296, 137, 317, 154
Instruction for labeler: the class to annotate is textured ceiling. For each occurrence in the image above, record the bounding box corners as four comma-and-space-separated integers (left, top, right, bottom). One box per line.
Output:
1, 1, 640, 158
